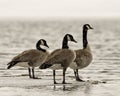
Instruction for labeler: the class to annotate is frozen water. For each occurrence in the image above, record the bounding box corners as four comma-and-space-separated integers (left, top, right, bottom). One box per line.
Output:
0, 18, 120, 96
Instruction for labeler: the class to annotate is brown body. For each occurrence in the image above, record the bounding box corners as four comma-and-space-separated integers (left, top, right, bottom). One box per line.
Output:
11, 49, 49, 67
45, 49, 76, 69
70, 45, 92, 69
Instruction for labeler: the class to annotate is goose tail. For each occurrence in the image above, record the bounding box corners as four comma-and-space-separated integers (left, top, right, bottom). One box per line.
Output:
39, 63, 52, 69
7, 61, 19, 69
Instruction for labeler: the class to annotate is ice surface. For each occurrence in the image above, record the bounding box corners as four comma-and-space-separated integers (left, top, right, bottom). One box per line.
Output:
0, 19, 120, 96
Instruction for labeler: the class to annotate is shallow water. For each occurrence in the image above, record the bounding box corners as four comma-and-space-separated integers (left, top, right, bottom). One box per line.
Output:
0, 18, 120, 96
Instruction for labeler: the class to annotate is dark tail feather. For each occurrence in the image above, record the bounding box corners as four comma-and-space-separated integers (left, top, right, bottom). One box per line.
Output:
7, 61, 20, 69
39, 63, 52, 69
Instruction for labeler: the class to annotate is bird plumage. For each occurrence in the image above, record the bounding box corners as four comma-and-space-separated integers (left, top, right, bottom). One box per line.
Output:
70, 24, 93, 81
40, 34, 77, 84
7, 39, 49, 79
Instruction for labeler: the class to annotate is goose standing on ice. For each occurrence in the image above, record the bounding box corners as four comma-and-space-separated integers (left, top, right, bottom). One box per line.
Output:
40, 34, 77, 84
7, 39, 49, 79
70, 24, 93, 81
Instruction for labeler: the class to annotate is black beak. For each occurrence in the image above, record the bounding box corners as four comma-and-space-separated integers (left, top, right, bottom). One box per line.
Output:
45, 43, 49, 48
72, 39, 77, 43
90, 26, 93, 29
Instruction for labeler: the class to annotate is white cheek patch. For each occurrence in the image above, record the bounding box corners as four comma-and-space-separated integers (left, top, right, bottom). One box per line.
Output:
41, 40, 44, 45
67, 35, 71, 41
86, 25, 90, 29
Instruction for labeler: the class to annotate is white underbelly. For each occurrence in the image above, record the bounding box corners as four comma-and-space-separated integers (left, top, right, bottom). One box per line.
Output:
69, 62, 78, 69
70, 60, 91, 69
16, 62, 29, 67
50, 64, 63, 70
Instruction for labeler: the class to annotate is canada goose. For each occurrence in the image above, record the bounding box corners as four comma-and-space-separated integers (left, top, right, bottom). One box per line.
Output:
40, 34, 77, 84
7, 39, 49, 79
70, 24, 93, 81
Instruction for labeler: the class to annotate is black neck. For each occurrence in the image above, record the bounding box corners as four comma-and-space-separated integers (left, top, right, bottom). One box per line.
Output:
36, 42, 46, 52
62, 37, 69, 49
83, 28, 88, 49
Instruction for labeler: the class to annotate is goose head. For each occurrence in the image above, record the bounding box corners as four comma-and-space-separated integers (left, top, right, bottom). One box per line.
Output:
65, 34, 77, 43
83, 24, 93, 30
39, 39, 49, 48
36, 39, 49, 51
62, 34, 77, 49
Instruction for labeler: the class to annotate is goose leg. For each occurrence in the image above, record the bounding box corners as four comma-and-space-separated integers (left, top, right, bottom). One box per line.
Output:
53, 70, 57, 84
62, 68, 67, 84
74, 69, 77, 78
76, 69, 84, 82
32, 67, 37, 79
28, 67, 32, 78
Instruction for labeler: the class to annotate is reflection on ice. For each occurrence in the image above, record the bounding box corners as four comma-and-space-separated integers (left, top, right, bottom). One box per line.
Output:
0, 19, 120, 96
